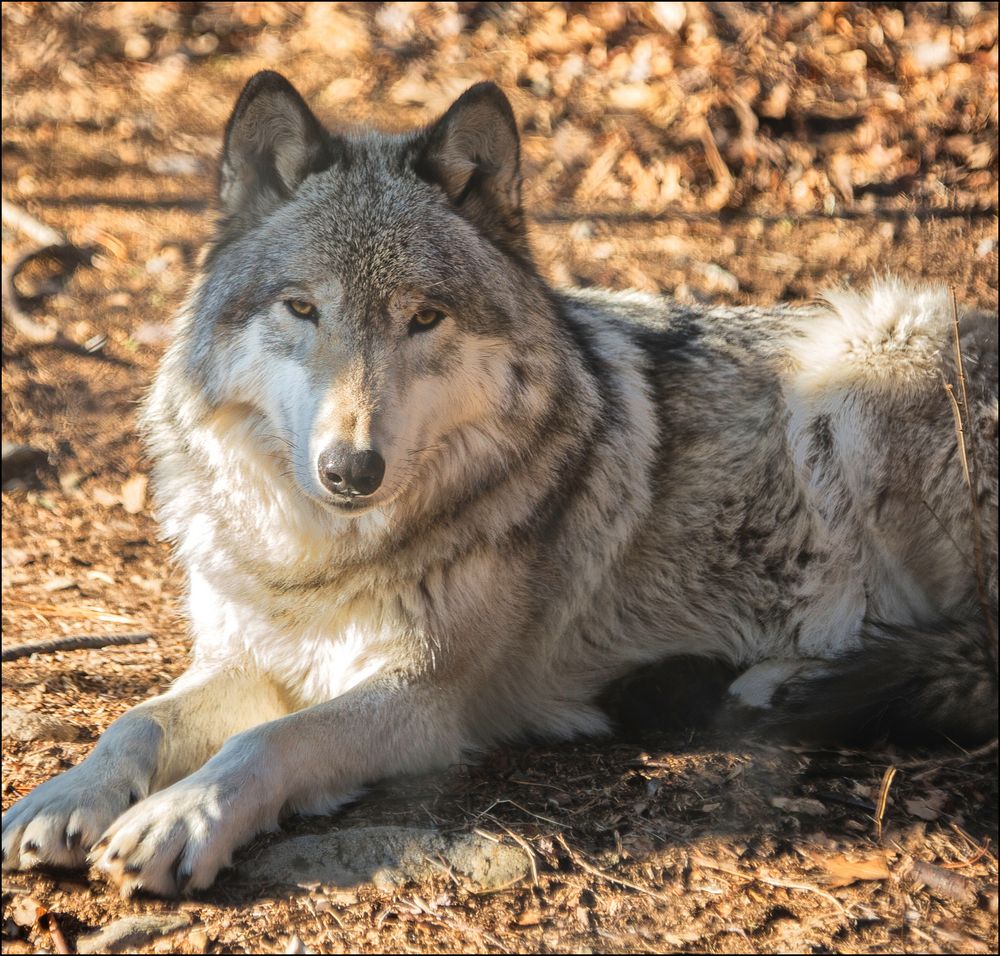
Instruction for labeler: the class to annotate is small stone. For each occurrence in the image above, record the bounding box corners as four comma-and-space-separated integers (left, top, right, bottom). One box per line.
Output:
2, 705, 81, 742
770, 796, 828, 816
76, 915, 191, 955
238, 826, 530, 893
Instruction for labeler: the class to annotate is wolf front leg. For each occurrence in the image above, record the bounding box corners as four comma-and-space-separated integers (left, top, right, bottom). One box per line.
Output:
2, 668, 289, 872
89, 674, 468, 896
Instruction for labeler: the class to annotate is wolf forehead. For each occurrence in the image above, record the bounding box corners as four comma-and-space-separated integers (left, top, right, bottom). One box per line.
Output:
208, 144, 486, 303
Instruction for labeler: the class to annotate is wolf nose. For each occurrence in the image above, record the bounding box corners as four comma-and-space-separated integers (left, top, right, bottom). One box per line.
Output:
318, 448, 386, 497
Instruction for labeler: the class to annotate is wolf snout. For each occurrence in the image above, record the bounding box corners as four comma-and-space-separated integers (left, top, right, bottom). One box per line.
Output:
318, 447, 386, 498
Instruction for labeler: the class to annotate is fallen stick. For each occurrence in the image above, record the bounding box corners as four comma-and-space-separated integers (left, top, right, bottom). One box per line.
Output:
902, 858, 976, 905
691, 854, 848, 914
1, 198, 65, 246
2, 632, 153, 662
556, 833, 677, 903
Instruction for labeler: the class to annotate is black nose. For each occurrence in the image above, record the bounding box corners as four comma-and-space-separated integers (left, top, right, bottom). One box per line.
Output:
318, 448, 386, 497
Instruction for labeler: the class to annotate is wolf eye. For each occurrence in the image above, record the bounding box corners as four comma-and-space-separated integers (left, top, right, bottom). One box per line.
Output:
284, 299, 318, 322
409, 309, 445, 334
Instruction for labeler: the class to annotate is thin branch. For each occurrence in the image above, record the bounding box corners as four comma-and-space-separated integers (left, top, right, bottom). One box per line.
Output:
2, 632, 153, 662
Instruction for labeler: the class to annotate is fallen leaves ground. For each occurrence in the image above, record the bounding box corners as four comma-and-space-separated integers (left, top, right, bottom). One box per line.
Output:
2, 3, 998, 953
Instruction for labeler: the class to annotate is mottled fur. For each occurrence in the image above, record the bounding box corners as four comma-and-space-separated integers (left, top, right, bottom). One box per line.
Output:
4, 74, 996, 897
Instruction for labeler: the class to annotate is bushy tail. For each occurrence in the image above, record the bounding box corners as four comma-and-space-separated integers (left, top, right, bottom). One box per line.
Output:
768, 616, 998, 746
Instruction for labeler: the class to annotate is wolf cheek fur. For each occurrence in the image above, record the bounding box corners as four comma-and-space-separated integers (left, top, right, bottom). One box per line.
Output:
3, 71, 997, 896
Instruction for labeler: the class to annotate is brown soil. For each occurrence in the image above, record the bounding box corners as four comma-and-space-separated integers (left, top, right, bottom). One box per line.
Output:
2, 3, 998, 953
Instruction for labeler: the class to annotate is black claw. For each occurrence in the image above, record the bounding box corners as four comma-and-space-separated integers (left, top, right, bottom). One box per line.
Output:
23, 840, 39, 854
128, 790, 140, 807
65, 829, 82, 851
108, 848, 120, 862
124, 861, 143, 875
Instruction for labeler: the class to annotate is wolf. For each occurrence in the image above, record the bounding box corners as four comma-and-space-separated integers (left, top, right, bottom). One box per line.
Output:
3, 72, 997, 897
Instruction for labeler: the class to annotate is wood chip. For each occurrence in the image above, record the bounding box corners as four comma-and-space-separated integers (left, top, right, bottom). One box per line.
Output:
815, 851, 891, 888
120, 474, 148, 514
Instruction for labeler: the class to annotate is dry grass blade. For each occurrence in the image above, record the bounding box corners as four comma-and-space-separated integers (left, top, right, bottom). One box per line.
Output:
874, 766, 897, 843
948, 288, 998, 671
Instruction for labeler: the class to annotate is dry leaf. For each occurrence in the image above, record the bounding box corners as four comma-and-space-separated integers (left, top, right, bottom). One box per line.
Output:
817, 852, 890, 888
121, 474, 148, 514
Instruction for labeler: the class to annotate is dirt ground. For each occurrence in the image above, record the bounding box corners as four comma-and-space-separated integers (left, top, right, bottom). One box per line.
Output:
2, 3, 998, 953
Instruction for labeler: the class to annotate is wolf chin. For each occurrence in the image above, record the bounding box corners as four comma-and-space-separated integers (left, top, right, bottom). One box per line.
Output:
3, 72, 997, 896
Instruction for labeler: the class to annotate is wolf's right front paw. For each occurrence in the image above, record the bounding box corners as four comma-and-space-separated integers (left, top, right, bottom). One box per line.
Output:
2, 763, 145, 871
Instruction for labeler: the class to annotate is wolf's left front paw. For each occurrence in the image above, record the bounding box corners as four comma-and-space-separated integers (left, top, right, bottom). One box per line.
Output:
89, 779, 274, 897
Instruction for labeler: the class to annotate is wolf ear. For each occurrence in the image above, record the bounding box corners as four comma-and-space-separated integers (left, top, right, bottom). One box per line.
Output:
219, 71, 333, 225
415, 83, 528, 260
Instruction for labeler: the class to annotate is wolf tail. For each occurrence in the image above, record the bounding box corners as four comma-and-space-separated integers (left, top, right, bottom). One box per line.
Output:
768, 616, 998, 746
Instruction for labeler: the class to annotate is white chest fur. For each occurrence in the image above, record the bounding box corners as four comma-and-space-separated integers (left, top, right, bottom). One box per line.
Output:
186, 566, 396, 708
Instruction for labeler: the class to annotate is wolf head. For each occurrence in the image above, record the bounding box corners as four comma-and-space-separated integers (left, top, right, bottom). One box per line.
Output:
177, 72, 567, 520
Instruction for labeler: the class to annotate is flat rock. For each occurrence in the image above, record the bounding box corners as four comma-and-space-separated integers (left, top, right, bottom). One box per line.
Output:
76, 914, 191, 954
239, 826, 529, 892
1, 705, 80, 742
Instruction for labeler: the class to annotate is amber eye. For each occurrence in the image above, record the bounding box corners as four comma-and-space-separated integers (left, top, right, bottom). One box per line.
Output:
409, 309, 445, 334
284, 299, 318, 321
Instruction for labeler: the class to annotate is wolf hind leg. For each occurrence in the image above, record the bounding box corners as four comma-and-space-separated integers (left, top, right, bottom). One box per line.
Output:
2, 668, 289, 872
751, 618, 997, 745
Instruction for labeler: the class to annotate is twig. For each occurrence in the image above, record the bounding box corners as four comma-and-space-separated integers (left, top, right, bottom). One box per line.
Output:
691, 854, 848, 914
948, 289, 998, 672
900, 738, 997, 775
949, 822, 998, 868
482, 813, 539, 885
902, 858, 976, 905
874, 766, 897, 843
2, 632, 153, 662
45, 913, 71, 956
402, 895, 509, 953
556, 833, 676, 903
1, 198, 65, 246
698, 119, 733, 188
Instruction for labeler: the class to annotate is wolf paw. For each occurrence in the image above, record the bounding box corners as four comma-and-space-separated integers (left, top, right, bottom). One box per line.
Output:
2, 763, 145, 871
90, 778, 273, 897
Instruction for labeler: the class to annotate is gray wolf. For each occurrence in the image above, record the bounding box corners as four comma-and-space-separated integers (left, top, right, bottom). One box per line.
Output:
3, 72, 996, 896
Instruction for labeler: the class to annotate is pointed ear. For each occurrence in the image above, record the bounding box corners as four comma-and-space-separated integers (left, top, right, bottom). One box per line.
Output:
219, 71, 333, 226
415, 83, 528, 261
